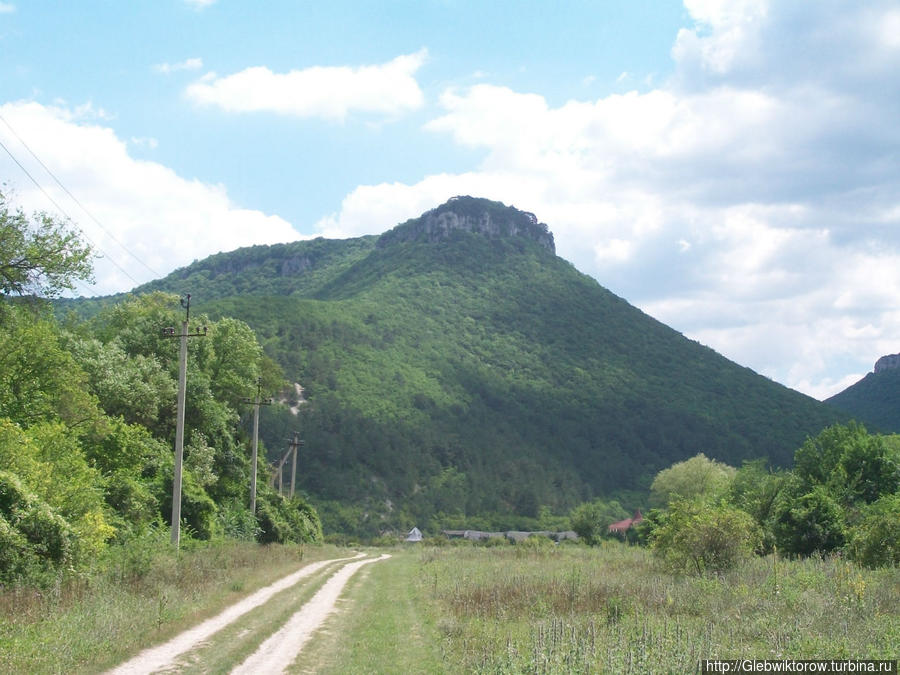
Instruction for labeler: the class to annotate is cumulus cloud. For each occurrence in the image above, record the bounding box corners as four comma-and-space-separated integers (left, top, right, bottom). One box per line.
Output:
0, 101, 302, 296
0, 3, 15, 14
316, 1, 900, 399
185, 50, 427, 121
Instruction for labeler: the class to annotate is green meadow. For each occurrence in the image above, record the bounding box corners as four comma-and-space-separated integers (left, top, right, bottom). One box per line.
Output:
5, 540, 894, 674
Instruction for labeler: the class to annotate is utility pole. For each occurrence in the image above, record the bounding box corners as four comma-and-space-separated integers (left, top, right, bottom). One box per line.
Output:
289, 432, 303, 499
242, 378, 272, 515
161, 294, 207, 547
270, 445, 290, 494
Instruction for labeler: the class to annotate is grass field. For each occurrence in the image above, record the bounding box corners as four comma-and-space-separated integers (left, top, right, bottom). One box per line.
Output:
0, 535, 353, 674
1, 539, 897, 673
410, 541, 899, 673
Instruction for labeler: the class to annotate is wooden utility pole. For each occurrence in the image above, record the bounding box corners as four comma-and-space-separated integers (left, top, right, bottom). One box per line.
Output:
289, 432, 303, 499
270, 445, 291, 494
162, 294, 207, 547
243, 378, 272, 515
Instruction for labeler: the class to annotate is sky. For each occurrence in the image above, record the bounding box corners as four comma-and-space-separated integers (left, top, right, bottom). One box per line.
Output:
1, 1, 899, 401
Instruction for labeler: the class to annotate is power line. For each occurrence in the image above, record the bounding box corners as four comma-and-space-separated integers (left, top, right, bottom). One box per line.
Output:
0, 124, 149, 290
0, 113, 161, 280
0, 134, 143, 289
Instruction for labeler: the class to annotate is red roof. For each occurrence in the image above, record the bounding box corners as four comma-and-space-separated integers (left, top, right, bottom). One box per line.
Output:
608, 509, 643, 533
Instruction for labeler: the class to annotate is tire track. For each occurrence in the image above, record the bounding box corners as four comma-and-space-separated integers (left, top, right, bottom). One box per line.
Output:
231, 554, 391, 674
106, 553, 363, 675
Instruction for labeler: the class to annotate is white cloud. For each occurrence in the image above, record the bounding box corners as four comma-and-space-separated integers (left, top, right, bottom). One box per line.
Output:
154, 57, 204, 74
0, 3, 15, 14
185, 50, 428, 121
184, 0, 216, 9
316, 2, 900, 399
0, 101, 302, 295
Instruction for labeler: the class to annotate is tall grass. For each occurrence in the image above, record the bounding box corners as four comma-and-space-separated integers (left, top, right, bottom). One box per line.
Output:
417, 542, 899, 673
0, 532, 348, 674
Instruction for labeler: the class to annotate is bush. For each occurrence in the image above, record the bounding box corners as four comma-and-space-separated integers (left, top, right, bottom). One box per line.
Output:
217, 499, 259, 540
17, 502, 76, 564
773, 485, 845, 557
255, 491, 322, 544
0, 471, 77, 583
848, 493, 900, 568
648, 499, 759, 575
0, 513, 33, 582
569, 498, 628, 545
153, 471, 220, 541
105, 471, 159, 536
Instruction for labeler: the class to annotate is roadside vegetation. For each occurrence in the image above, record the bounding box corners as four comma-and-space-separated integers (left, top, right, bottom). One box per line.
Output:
409, 542, 898, 673
1, 191, 897, 672
0, 191, 321, 593
0, 538, 350, 674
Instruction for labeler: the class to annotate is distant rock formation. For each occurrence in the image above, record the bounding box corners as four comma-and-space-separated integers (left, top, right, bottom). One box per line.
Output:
377, 196, 556, 253
874, 353, 900, 373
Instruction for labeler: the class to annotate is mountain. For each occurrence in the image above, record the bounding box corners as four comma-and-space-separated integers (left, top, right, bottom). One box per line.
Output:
81, 197, 846, 533
827, 354, 900, 432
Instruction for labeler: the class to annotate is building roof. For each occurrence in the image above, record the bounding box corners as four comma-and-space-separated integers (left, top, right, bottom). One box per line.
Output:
608, 509, 643, 533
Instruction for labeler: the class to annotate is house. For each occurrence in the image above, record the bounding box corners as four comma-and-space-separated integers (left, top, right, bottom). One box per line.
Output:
608, 509, 644, 534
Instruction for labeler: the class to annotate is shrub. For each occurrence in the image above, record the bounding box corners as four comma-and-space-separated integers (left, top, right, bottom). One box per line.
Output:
153, 471, 220, 541
516, 535, 554, 551
255, 491, 322, 544
105, 470, 159, 536
648, 499, 759, 575
0, 471, 77, 582
773, 485, 845, 557
568, 498, 628, 545
217, 499, 259, 540
0, 513, 33, 583
848, 493, 900, 568
17, 502, 76, 564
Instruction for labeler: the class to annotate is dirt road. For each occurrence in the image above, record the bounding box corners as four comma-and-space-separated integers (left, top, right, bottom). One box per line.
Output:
106, 552, 389, 674
232, 554, 391, 673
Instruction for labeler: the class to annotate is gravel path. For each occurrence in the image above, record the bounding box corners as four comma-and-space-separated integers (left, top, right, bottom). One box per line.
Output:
106, 554, 363, 675
231, 554, 391, 674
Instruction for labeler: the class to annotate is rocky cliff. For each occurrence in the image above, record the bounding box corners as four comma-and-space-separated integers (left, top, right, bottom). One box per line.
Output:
377, 196, 556, 253
874, 353, 900, 373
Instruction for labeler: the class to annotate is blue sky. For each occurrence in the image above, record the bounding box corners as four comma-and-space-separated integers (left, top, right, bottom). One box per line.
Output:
2, 1, 900, 400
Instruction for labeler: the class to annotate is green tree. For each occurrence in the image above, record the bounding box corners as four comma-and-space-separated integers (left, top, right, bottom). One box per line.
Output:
848, 493, 900, 568
0, 305, 99, 427
569, 498, 628, 545
728, 459, 788, 553
793, 422, 898, 504
773, 484, 845, 557
64, 334, 175, 430
650, 453, 736, 508
0, 190, 93, 298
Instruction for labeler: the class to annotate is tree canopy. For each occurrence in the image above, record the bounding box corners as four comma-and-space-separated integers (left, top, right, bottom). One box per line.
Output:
0, 190, 94, 298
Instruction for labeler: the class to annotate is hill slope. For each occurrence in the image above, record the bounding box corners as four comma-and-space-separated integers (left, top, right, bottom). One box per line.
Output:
827, 356, 900, 432
121, 197, 843, 531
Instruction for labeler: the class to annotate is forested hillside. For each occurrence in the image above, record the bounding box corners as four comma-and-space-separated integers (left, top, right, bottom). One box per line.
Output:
0, 192, 320, 586
117, 197, 845, 535
827, 365, 900, 433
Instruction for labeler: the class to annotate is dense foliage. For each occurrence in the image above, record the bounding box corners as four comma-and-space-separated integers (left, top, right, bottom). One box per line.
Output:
109, 197, 845, 535
0, 195, 321, 587
827, 367, 900, 433
636, 424, 900, 572
0, 191, 94, 298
